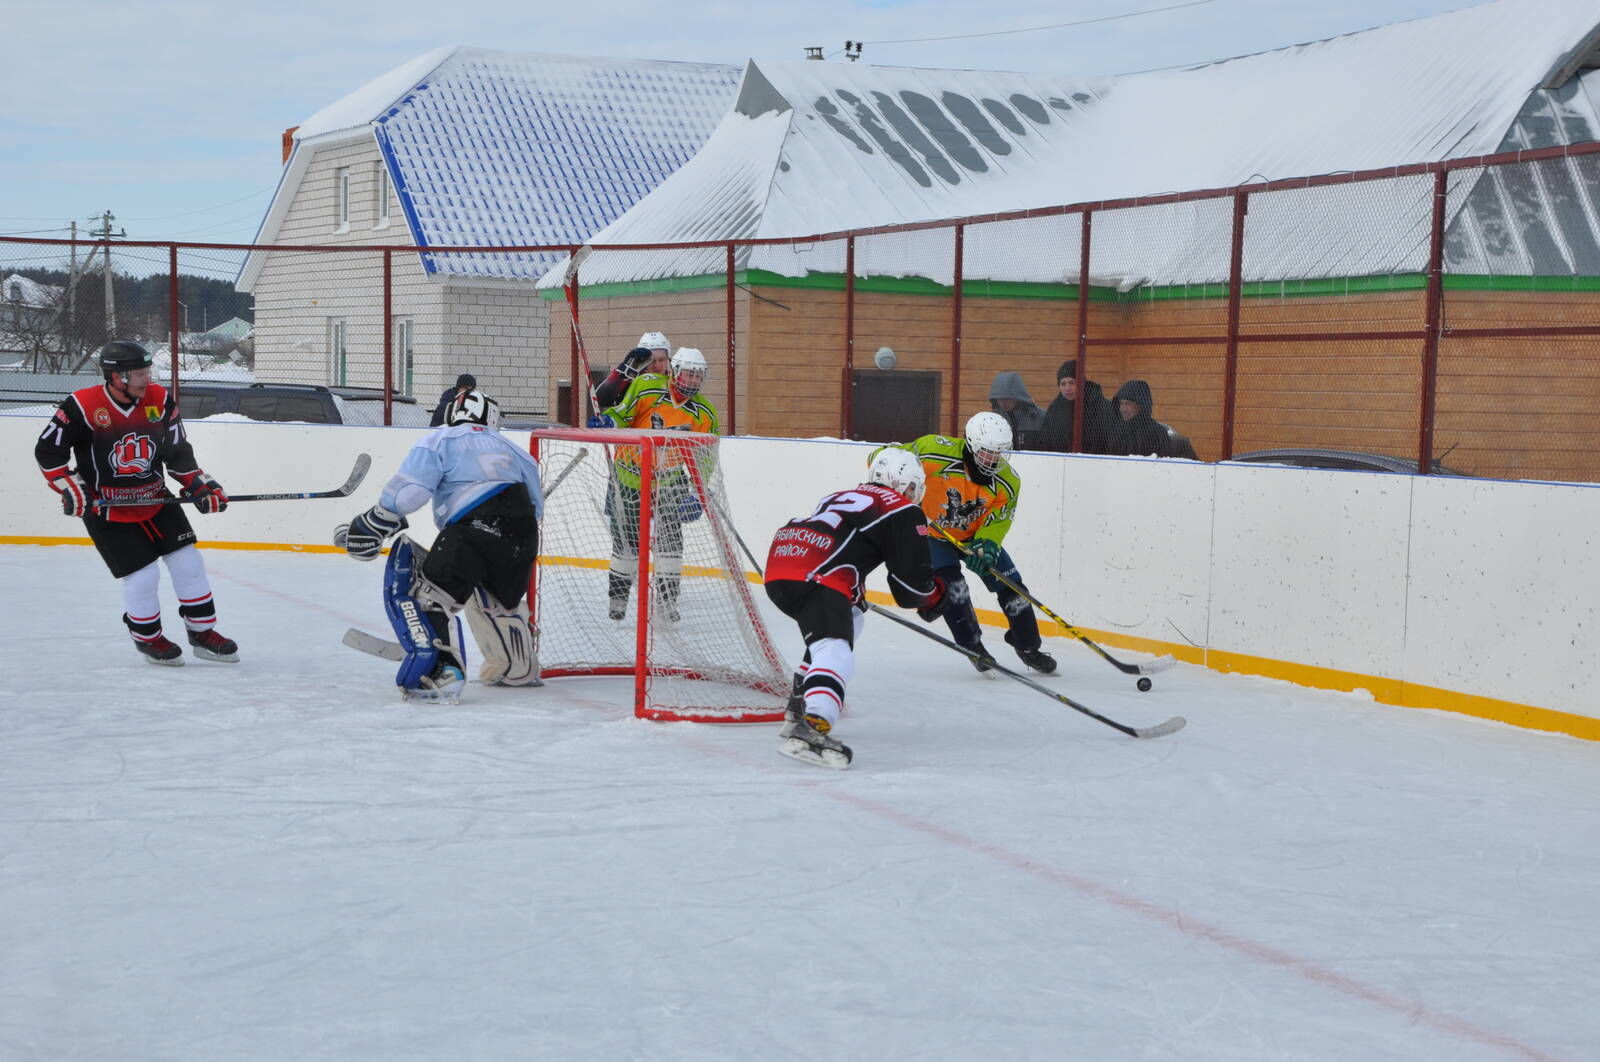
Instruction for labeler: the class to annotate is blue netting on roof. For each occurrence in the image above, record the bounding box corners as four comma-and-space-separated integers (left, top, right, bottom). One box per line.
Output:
376, 51, 740, 279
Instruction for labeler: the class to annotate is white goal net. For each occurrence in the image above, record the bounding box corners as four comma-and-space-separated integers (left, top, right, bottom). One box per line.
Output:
528, 427, 789, 722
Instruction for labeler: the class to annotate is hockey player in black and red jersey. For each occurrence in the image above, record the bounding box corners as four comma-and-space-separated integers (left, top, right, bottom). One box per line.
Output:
33, 340, 238, 666
763, 447, 946, 769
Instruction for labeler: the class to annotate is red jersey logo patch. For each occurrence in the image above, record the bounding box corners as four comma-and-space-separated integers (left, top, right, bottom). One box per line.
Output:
111, 432, 155, 476
145, 405, 162, 422
93, 407, 112, 428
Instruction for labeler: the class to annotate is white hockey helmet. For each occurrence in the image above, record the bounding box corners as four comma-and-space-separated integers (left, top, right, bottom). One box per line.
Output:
867, 447, 926, 504
637, 331, 670, 353
964, 411, 1012, 474
670, 347, 708, 398
448, 388, 501, 430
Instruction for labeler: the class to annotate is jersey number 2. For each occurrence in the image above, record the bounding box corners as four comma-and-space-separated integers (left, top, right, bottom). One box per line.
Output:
803, 491, 873, 529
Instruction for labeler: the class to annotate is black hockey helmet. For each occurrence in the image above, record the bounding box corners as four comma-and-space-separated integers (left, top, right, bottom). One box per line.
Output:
99, 339, 154, 376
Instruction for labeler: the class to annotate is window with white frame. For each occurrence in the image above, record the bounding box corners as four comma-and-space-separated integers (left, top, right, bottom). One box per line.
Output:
376, 163, 392, 227
329, 318, 348, 386
335, 167, 351, 231
393, 317, 413, 395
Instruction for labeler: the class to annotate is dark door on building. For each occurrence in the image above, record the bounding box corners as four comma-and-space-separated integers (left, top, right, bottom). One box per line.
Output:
556, 369, 610, 425
849, 370, 941, 443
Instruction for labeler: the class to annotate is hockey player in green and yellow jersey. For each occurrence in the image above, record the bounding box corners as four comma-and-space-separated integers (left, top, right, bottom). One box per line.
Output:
882, 411, 1056, 675
599, 347, 720, 621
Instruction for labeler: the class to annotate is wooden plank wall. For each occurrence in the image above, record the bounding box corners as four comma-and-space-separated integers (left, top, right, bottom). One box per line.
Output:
1436, 291, 1600, 481
549, 284, 1600, 482
546, 287, 749, 430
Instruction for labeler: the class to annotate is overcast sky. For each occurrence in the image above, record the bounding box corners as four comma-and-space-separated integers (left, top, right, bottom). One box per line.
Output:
1, 0, 1482, 273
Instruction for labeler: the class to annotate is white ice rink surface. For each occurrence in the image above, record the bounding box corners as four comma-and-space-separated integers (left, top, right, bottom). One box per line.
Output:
2, 544, 1596, 1062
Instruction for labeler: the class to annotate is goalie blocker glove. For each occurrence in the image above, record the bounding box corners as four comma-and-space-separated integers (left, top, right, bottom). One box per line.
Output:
177, 469, 228, 514
341, 503, 408, 560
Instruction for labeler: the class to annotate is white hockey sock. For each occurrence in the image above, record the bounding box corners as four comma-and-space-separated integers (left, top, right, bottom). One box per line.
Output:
801, 637, 854, 729
121, 561, 162, 634
163, 545, 218, 631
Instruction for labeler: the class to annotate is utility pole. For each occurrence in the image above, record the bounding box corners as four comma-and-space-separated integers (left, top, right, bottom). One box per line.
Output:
67, 220, 78, 335
90, 210, 124, 336
66, 211, 125, 372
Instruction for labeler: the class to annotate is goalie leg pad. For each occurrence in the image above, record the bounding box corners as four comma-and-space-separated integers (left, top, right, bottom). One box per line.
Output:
466, 588, 541, 686
384, 537, 466, 691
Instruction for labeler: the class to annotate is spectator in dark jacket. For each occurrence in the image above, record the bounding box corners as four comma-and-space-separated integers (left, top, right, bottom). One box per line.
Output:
1108, 379, 1195, 458
1038, 359, 1114, 454
988, 371, 1047, 451
430, 373, 477, 427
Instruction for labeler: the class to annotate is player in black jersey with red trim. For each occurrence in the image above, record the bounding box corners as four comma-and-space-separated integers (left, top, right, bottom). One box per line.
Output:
764, 447, 946, 769
34, 340, 238, 666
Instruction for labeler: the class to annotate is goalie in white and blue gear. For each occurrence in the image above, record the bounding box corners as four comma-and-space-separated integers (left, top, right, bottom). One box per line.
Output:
338, 389, 544, 702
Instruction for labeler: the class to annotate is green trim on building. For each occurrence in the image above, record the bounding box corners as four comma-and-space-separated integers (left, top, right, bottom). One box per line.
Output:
542, 268, 1600, 302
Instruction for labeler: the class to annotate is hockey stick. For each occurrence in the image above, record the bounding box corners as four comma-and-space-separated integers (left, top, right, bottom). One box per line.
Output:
866, 602, 1185, 739
561, 244, 601, 422
342, 448, 587, 662
101, 453, 372, 509
929, 525, 1176, 677
719, 499, 1181, 739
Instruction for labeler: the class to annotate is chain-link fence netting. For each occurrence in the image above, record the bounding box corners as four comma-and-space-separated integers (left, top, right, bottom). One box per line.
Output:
6, 143, 1599, 479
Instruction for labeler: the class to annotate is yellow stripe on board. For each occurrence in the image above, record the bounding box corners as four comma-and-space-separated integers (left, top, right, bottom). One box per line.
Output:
8, 536, 1594, 742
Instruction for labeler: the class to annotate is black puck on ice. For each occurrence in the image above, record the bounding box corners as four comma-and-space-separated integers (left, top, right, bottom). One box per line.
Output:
1136, 677, 1153, 692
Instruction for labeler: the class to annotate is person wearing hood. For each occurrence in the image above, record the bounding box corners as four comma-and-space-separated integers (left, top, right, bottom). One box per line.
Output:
987, 371, 1047, 451
1038, 359, 1114, 454
1108, 380, 1192, 458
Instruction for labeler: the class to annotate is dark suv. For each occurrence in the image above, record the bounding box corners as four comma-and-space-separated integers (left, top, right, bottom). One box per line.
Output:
177, 382, 427, 426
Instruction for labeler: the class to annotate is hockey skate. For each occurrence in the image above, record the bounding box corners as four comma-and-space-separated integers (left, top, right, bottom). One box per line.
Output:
965, 641, 999, 679
404, 662, 466, 705
778, 713, 852, 770
1006, 632, 1056, 674
608, 593, 629, 621
188, 629, 240, 663
133, 634, 184, 666
123, 613, 183, 666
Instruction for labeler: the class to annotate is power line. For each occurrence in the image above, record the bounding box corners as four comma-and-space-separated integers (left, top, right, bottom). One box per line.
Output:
844, 0, 1214, 50
119, 185, 278, 222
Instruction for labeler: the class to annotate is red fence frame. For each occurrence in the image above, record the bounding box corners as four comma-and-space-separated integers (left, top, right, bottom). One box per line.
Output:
8, 138, 1600, 473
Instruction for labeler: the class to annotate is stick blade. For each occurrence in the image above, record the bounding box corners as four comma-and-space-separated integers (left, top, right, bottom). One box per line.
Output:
339, 453, 373, 495
1132, 715, 1187, 739
343, 627, 403, 662
1138, 655, 1178, 676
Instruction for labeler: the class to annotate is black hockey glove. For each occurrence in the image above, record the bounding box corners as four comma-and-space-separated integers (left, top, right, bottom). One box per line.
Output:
48, 470, 92, 517
619, 347, 653, 378
916, 576, 948, 622
179, 470, 228, 514
342, 503, 407, 561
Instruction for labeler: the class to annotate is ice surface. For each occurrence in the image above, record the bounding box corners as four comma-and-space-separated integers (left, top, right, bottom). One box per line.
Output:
3, 544, 1596, 1061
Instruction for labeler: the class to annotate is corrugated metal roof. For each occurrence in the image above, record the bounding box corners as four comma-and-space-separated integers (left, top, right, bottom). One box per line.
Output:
550, 0, 1600, 290
241, 50, 740, 288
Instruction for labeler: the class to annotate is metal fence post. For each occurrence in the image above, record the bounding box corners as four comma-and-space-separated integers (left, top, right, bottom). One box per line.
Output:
1418, 168, 1448, 474
1221, 190, 1248, 459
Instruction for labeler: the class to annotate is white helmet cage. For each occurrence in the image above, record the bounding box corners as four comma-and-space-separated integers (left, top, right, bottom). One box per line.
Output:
867, 447, 927, 504
448, 389, 501, 430
964, 411, 1013, 473
670, 347, 708, 397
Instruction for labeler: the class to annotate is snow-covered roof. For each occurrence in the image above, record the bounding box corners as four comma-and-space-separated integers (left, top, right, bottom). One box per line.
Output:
239, 49, 741, 289
549, 0, 1600, 290
2, 274, 60, 308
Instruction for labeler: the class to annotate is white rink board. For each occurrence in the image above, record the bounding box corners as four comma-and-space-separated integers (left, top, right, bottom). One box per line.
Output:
3, 413, 1597, 729
1405, 475, 1600, 717
1210, 461, 1413, 680
1047, 453, 1215, 650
